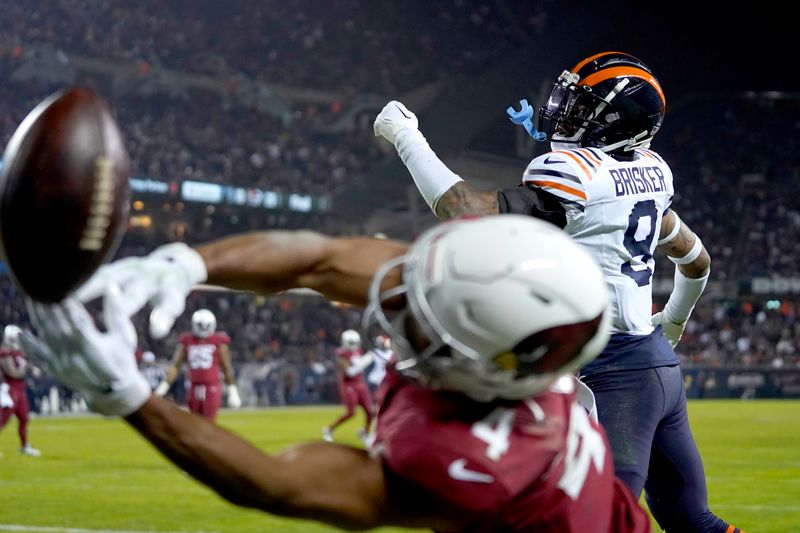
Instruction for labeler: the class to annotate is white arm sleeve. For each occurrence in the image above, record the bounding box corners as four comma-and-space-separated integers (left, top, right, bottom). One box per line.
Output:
393, 129, 463, 212
663, 268, 709, 324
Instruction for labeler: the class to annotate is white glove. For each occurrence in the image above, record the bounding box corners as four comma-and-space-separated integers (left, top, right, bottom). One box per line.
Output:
0, 382, 13, 408
373, 100, 419, 145
651, 312, 686, 348
154, 381, 170, 397
345, 353, 373, 378
76, 243, 207, 338
20, 285, 151, 417
227, 384, 242, 409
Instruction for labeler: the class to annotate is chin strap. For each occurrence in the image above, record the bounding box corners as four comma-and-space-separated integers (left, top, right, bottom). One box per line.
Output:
507, 99, 547, 141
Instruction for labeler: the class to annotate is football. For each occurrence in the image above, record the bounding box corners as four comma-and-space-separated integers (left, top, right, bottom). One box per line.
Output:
0, 87, 130, 303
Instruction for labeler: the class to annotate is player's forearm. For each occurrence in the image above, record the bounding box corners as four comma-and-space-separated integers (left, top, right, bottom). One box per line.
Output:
195, 230, 408, 307
433, 182, 500, 220
126, 396, 405, 530
165, 366, 178, 385
195, 231, 329, 294
125, 395, 293, 511
0, 360, 25, 379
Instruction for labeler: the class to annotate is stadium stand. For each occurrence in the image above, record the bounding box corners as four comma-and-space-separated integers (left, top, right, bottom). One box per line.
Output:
1, 3, 798, 409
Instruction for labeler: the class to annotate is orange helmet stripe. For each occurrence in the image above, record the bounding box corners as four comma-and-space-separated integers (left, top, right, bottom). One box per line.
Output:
581, 66, 666, 108
570, 51, 626, 74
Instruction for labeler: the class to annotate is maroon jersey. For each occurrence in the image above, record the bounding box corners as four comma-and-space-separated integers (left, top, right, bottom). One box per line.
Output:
373, 370, 650, 533
0, 348, 27, 392
178, 332, 230, 385
336, 347, 366, 385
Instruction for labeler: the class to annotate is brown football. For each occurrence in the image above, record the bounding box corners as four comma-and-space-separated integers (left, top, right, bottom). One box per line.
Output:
0, 87, 130, 303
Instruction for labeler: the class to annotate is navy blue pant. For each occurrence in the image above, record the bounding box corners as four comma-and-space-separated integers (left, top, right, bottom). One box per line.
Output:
583, 365, 730, 533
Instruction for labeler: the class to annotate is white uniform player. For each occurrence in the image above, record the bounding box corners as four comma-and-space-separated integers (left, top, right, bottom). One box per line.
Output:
365, 334, 392, 390
523, 147, 673, 335
374, 50, 740, 533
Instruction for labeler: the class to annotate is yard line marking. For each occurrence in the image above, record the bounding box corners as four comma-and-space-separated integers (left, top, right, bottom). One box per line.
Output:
712, 504, 800, 511
0, 525, 211, 533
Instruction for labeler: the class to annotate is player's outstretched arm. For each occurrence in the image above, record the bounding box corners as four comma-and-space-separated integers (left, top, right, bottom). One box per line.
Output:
653, 210, 711, 347
21, 290, 457, 531
155, 344, 184, 396
219, 344, 241, 408
78, 230, 409, 338
374, 100, 499, 220
125, 396, 454, 530
197, 231, 408, 308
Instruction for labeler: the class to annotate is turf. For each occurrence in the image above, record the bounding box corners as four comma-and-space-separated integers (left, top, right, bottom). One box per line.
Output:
0, 401, 797, 532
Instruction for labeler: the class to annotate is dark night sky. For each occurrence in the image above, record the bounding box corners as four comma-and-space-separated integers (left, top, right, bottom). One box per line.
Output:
566, 2, 796, 95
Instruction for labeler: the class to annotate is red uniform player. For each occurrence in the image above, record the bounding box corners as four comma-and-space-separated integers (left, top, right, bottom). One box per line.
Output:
0, 325, 41, 456
374, 370, 648, 532
155, 309, 240, 421
323, 329, 373, 443
30, 215, 653, 531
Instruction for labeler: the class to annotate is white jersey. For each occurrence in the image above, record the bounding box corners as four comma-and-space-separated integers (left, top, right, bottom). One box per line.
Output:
523, 147, 674, 335
366, 348, 392, 387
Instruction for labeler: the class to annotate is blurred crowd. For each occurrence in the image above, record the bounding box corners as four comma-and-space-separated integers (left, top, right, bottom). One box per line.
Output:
1, 1, 799, 408
3, 0, 548, 94
654, 94, 800, 282
0, 61, 381, 197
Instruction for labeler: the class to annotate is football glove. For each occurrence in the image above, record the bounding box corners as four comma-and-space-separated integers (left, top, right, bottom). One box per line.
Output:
76, 243, 207, 338
0, 382, 13, 409
154, 381, 170, 397
227, 384, 242, 409
651, 312, 687, 348
373, 100, 419, 145
345, 353, 374, 378
20, 285, 151, 417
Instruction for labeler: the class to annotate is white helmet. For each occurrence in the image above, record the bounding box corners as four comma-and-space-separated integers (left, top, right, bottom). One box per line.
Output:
142, 351, 156, 364
365, 215, 611, 402
2, 325, 22, 350
341, 329, 361, 350
191, 309, 216, 338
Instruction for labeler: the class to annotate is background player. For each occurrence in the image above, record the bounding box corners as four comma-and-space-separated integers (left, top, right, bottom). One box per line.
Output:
25, 215, 650, 532
365, 334, 392, 393
374, 52, 742, 533
155, 309, 241, 421
0, 325, 41, 456
139, 350, 165, 392
322, 329, 373, 444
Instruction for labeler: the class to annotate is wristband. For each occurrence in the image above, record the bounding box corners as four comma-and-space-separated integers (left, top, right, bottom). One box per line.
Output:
668, 235, 703, 265
658, 212, 682, 245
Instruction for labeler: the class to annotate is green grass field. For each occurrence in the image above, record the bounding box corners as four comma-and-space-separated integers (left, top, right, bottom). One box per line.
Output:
1, 401, 798, 532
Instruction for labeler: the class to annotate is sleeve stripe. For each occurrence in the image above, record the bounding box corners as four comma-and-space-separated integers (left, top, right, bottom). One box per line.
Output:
576, 148, 602, 166
642, 149, 665, 164
553, 150, 595, 181
526, 179, 587, 201
585, 147, 605, 161
526, 168, 583, 184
